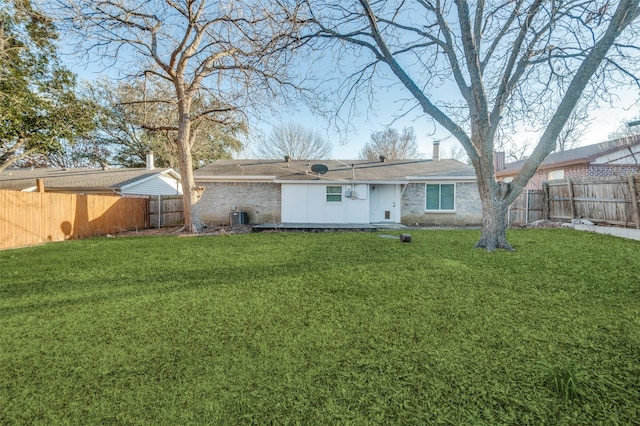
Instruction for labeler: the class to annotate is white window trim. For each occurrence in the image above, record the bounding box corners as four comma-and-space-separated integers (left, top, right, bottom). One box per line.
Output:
425, 182, 456, 213
326, 185, 343, 203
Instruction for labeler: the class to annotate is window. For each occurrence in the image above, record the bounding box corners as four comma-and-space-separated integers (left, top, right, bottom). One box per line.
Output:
426, 183, 455, 211
548, 169, 565, 181
326, 186, 342, 202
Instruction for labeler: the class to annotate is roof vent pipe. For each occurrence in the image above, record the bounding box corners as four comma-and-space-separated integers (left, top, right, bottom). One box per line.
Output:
432, 140, 440, 161
146, 150, 155, 170
379, 155, 386, 162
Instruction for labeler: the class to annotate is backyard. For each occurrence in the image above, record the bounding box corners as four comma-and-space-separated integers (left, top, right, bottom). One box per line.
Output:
0, 229, 638, 424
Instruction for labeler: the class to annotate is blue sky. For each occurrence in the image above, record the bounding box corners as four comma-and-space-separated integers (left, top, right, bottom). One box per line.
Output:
63, 30, 640, 163
68, 58, 640, 162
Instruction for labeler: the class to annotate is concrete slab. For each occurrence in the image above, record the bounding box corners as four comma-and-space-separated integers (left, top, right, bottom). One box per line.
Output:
574, 224, 640, 241
252, 223, 377, 232
252, 223, 408, 232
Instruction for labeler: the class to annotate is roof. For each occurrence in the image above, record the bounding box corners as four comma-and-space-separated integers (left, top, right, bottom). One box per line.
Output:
496, 135, 640, 177
0, 167, 180, 193
194, 159, 476, 183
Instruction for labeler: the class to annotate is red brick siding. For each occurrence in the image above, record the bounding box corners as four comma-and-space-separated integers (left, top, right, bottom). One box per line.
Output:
586, 164, 640, 177
511, 164, 640, 190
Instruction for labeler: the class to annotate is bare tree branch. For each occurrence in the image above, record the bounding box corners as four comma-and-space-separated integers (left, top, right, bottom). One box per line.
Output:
53, 0, 307, 232
300, 0, 640, 250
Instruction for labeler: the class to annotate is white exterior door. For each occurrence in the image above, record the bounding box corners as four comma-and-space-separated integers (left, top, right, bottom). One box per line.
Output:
369, 184, 399, 222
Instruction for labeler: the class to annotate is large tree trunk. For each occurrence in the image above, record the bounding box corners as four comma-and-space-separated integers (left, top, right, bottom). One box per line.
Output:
475, 180, 513, 251
176, 95, 205, 233
177, 142, 205, 233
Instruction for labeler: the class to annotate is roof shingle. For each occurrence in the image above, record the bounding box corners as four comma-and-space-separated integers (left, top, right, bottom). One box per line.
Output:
194, 159, 476, 182
0, 168, 177, 192
496, 135, 640, 176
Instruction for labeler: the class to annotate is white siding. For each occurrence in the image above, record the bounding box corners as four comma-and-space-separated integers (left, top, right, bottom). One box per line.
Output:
282, 183, 369, 223
122, 174, 182, 196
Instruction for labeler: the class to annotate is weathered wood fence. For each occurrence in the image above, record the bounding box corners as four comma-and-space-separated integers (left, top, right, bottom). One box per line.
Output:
508, 174, 640, 229
0, 190, 150, 250
508, 189, 545, 226
149, 195, 184, 228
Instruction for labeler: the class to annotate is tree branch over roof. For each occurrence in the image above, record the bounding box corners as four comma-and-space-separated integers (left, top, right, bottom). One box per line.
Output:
300, 0, 640, 250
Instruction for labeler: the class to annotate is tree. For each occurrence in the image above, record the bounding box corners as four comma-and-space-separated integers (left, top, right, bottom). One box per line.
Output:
445, 143, 469, 163
88, 79, 245, 168
498, 138, 533, 163
555, 102, 592, 152
19, 138, 111, 168
359, 127, 421, 160
255, 122, 332, 159
54, 0, 304, 232
302, 0, 640, 250
608, 114, 640, 139
0, 0, 95, 172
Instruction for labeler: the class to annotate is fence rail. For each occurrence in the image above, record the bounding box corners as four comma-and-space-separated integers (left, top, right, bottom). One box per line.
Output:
508, 189, 545, 226
509, 174, 640, 228
0, 190, 149, 250
149, 195, 185, 228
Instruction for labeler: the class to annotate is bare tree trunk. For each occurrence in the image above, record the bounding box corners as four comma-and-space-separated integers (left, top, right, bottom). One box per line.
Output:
176, 97, 205, 233
475, 180, 513, 251
177, 140, 204, 233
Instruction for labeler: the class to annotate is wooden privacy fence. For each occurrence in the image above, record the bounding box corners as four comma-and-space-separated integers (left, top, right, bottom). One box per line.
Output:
508, 189, 544, 226
546, 175, 640, 228
508, 174, 640, 228
0, 190, 149, 250
149, 195, 184, 228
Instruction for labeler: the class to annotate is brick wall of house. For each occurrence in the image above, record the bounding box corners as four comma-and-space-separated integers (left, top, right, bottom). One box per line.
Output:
523, 172, 548, 190
198, 182, 281, 225
524, 164, 640, 189
587, 164, 640, 177
401, 182, 483, 225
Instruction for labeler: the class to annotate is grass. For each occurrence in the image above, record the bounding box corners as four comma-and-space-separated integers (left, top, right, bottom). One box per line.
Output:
0, 229, 639, 425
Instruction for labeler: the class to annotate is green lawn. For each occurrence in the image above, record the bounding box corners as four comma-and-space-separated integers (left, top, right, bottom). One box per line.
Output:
1, 229, 639, 425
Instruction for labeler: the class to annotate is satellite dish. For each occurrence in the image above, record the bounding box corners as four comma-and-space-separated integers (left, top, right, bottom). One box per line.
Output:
311, 164, 329, 174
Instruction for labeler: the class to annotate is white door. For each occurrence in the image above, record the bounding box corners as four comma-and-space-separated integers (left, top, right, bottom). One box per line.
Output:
369, 184, 398, 222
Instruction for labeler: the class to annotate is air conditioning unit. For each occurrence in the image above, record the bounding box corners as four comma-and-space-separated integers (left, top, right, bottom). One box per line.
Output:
230, 211, 249, 225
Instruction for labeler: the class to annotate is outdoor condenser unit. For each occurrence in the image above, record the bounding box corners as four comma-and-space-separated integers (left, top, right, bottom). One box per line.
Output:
230, 211, 249, 225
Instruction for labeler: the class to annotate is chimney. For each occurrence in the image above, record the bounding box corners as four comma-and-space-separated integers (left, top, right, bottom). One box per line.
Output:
379, 155, 386, 162
432, 140, 440, 161
493, 151, 505, 172
146, 150, 155, 170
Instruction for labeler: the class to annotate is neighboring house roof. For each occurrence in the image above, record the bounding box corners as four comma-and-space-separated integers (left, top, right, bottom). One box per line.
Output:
0, 167, 181, 195
496, 136, 640, 177
194, 159, 476, 183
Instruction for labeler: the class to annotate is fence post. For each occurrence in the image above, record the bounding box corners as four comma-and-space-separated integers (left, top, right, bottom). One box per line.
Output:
628, 174, 640, 229
542, 182, 550, 220
566, 179, 576, 220
158, 194, 162, 229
